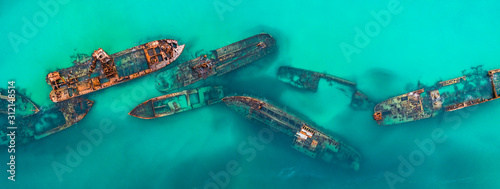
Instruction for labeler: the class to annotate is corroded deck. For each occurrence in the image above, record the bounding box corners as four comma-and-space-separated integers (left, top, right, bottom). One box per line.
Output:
0, 97, 93, 145
47, 39, 185, 102
223, 96, 361, 171
129, 86, 225, 119
155, 33, 276, 93
374, 66, 500, 125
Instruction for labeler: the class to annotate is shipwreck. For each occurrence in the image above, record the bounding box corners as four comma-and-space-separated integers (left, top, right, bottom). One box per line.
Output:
129, 86, 225, 119
0, 88, 39, 117
47, 39, 185, 102
277, 66, 373, 110
223, 96, 361, 171
374, 66, 500, 125
0, 97, 93, 145
155, 33, 276, 93
277, 66, 356, 92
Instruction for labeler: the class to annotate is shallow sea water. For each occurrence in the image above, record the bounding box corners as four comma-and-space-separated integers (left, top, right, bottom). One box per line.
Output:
2, 0, 500, 188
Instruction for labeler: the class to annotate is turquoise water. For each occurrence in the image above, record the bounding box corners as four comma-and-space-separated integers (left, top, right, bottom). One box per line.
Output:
2, 0, 500, 188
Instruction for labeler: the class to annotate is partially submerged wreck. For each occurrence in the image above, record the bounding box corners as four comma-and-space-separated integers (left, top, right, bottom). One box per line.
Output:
0, 97, 93, 145
374, 66, 500, 125
155, 33, 276, 93
277, 66, 356, 92
223, 96, 361, 171
47, 39, 185, 102
129, 86, 225, 119
277, 66, 373, 110
0, 88, 39, 117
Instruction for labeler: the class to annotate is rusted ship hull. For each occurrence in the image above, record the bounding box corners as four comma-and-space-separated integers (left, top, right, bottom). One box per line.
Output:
0, 88, 39, 117
155, 33, 276, 92
47, 39, 185, 102
223, 96, 361, 171
0, 98, 93, 145
129, 86, 225, 119
374, 66, 500, 125
277, 66, 373, 110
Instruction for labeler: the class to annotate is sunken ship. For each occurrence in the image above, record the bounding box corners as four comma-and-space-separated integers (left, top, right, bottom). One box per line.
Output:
1, 88, 39, 117
223, 96, 361, 171
374, 66, 500, 125
155, 33, 276, 93
129, 86, 225, 119
277, 66, 356, 92
1, 97, 93, 145
47, 39, 185, 102
277, 66, 373, 110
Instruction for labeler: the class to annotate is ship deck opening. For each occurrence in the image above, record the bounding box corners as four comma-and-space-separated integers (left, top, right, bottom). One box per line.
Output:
114, 51, 148, 77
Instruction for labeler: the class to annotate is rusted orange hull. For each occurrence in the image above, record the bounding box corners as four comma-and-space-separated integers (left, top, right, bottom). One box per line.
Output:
47, 39, 185, 102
